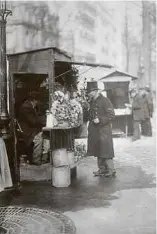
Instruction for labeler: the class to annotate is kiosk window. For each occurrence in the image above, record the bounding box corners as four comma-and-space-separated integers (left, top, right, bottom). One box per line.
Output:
106, 82, 129, 109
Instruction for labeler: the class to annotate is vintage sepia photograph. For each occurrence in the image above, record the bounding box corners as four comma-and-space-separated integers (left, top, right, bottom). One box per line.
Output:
0, 0, 156, 233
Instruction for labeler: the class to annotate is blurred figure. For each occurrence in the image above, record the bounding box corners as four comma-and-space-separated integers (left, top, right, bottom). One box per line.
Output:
129, 88, 144, 141
75, 89, 90, 138
145, 86, 154, 118
140, 87, 153, 136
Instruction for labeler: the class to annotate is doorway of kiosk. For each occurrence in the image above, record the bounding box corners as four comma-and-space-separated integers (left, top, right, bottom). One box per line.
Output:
13, 73, 49, 165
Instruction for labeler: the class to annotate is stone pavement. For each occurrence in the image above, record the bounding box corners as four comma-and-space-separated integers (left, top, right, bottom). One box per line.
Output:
65, 136, 156, 234
0, 133, 156, 234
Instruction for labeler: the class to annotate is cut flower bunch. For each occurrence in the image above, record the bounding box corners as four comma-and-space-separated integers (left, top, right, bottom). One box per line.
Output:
74, 140, 87, 163
51, 90, 83, 128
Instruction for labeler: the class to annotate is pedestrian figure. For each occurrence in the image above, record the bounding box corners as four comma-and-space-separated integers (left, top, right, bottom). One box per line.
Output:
128, 88, 144, 141
140, 87, 153, 136
87, 81, 116, 177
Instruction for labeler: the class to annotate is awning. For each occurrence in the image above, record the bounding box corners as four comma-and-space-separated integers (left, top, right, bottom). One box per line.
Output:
101, 76, 132, 83
78, 66, 113, 81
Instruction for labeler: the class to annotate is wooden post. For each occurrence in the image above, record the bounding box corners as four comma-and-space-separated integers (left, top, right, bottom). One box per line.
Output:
125, 115, 128, 138
0, 2, 12, 138
48, 49, 55, 183
48, 49, 55, 109
0, 2, 19, 190
7, 58, 20, 188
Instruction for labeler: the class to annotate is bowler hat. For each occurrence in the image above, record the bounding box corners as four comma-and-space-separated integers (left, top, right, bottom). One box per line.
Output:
87, 81, 99, 93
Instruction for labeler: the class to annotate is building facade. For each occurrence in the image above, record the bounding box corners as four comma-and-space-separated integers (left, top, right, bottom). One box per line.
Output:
57, 1, 125, 69
7, 1, 59, 53
6, 1, 125, 70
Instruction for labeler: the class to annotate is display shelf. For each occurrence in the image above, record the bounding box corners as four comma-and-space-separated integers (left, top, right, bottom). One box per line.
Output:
43, 126, 76, 131
114, 108, 132, 116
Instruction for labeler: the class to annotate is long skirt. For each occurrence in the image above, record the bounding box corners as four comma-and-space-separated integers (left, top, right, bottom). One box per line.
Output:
0, 138, 13, 192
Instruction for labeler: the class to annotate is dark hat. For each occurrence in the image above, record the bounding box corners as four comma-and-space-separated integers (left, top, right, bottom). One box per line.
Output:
87, 81, 99, 93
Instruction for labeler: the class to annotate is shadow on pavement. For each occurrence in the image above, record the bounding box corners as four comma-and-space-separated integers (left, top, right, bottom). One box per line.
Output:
0, 160, 155, 213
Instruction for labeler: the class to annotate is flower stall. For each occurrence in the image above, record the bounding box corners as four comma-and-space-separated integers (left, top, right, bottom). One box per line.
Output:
7, 47, 113, 186
43, 83, 85, 187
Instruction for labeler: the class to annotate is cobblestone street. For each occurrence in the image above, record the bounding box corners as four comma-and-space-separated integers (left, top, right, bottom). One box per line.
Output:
0, 125, 156, 233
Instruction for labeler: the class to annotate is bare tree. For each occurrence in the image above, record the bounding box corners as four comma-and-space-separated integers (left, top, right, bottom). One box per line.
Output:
140, 1, 151, 86
149, 1, 156, 90
124, 2, 129, 72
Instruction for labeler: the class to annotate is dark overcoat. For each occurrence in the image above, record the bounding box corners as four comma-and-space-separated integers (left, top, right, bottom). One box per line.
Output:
87, 94, 115, 159
18, 100, 45, 147
145, 92, 154, 117
132, 94, 151, 121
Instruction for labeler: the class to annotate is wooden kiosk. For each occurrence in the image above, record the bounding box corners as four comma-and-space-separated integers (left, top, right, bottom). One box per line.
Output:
100, 70, 138, 137
7, 47, 80, 184
7, 48, 114, 185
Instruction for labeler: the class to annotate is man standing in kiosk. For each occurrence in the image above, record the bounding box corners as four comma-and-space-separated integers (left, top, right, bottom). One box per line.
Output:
18, 91, 47, 165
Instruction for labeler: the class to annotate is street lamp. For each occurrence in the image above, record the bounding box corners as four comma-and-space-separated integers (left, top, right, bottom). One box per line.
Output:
0, 1, 12, 138
0, 2, 20, 190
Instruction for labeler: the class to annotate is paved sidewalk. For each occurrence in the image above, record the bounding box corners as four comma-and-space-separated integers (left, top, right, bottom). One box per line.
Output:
1, 134, 156, 234
65, 136, 156, 234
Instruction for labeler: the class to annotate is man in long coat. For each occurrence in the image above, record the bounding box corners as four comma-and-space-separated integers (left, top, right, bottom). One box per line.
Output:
129, 88, 144, 141
87, 81, 116, 177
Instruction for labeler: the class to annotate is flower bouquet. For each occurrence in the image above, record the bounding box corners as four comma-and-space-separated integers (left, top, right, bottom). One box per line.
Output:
50, 90, 83, 129
74, 139, 87, 163
69, 99, 83, 127
51, 91, 71, 128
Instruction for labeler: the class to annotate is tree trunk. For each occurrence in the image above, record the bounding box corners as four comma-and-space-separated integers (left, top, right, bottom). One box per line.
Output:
141, 1, 151, 86
124, 3, 129, 72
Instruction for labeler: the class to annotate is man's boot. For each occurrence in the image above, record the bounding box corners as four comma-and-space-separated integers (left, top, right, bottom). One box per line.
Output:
93, 169, 104, 176
104, 170, 116, 178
